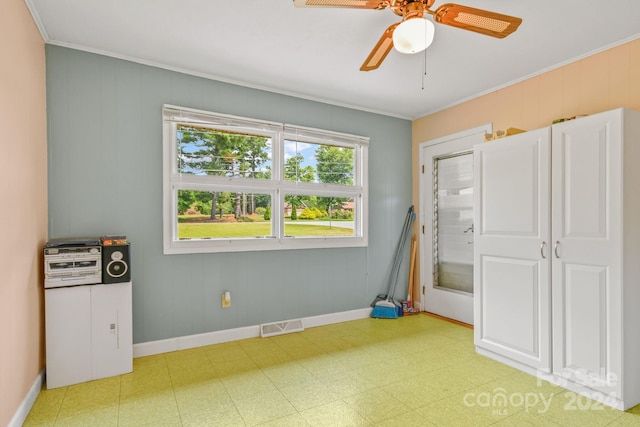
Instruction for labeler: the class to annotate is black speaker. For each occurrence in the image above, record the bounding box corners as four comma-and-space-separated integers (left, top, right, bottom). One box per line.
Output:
102, 244, 131, 284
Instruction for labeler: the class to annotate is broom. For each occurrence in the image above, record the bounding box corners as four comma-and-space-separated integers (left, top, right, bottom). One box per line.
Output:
371, 206, 415, 319
403, 235, 421, 315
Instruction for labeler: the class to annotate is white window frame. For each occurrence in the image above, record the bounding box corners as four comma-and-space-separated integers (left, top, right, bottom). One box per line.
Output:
162, 104, 369, 254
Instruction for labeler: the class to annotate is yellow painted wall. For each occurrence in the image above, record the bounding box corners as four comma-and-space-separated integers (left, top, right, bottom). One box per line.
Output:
412, 38, 640, 308
0, 0, 47, 425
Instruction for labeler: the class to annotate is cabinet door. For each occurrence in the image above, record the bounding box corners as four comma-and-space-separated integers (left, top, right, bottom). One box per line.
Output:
474, 128, 551, 371
551, 110, 622, 396
45, 286, 92, 388
91, 282, 133, 380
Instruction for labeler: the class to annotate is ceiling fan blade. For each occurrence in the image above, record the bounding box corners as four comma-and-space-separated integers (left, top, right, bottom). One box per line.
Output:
433, 3, 522, 38
360, 22, 400, 71
293, 0, 386, 9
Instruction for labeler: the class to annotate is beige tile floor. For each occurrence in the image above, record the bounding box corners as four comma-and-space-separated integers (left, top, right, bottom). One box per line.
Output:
24, 314, 640, 426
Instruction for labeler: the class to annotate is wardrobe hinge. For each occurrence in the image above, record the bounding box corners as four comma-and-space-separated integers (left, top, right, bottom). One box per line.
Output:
422, 286, 425, 294
422, 225, 425, 234
422, 165, 424, 173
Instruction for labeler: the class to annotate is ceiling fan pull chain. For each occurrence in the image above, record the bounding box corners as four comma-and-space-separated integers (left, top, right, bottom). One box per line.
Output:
422, 38, 427, 90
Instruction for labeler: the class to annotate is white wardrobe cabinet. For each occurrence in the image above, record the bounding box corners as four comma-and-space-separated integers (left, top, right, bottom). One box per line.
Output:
474, 108, 640, 410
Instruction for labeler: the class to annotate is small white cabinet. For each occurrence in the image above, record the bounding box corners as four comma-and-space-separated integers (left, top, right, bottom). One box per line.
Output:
474, 108, 640, 410
45, 282, 132, 388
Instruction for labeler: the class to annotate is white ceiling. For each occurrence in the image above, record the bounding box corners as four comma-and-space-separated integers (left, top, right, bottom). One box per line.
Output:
26, 0, 640, 119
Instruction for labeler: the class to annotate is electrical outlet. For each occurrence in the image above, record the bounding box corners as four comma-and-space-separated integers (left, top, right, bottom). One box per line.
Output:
222, 291, 231, 308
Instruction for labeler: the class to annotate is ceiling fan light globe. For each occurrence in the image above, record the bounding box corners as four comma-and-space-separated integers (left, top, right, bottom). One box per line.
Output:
393, 18, 435, 54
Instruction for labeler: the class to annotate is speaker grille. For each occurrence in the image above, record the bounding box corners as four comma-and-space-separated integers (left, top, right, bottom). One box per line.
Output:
102, 244, 131, 283
106, 260, 128, 277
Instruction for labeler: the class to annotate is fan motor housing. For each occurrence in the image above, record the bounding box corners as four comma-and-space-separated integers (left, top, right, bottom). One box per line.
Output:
392, 0, 434, 17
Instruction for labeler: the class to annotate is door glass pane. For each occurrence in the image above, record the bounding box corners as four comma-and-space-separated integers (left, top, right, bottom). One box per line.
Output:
433, 152, 473, 294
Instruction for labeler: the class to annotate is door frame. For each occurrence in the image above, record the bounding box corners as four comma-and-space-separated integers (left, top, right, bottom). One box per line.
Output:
418, 124, 491, 323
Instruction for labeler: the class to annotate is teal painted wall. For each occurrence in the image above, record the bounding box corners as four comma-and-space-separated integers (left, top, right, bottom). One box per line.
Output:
46, 45, 412, 344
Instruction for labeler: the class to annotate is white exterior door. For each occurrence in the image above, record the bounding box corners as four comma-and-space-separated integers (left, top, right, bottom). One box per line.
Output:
420, 125, 489, 325
474, 128, 552, 372
551, 111, 622, 396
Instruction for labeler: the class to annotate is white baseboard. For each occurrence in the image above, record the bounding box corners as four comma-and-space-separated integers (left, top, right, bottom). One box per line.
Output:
9, 369, 44, 427
302, 307, 371, 328
133, 307, 371, 358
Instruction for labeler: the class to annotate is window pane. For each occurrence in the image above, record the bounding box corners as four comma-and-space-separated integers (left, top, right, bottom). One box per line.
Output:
283, 194, 355, 237
177, 190, 273, 239
284, 139, 354, 185
177, 125, 272, 179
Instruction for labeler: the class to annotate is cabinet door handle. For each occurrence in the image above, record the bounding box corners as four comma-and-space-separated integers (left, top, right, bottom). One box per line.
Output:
554, 241, 560, 258
540, 241, 546, 259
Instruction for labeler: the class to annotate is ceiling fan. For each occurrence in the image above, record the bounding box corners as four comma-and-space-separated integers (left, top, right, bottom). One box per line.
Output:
292, 0, 522, 71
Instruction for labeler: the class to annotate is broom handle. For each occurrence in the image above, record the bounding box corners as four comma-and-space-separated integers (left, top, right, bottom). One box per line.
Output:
389, 211, 415, 302
387, 206, 413, 301
408, 236, 417, 301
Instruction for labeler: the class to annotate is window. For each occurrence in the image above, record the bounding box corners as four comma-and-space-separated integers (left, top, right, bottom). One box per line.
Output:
163, 105, 368, 254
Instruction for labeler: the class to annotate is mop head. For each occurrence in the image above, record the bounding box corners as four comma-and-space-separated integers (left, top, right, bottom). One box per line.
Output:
370, 300, 398, 319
